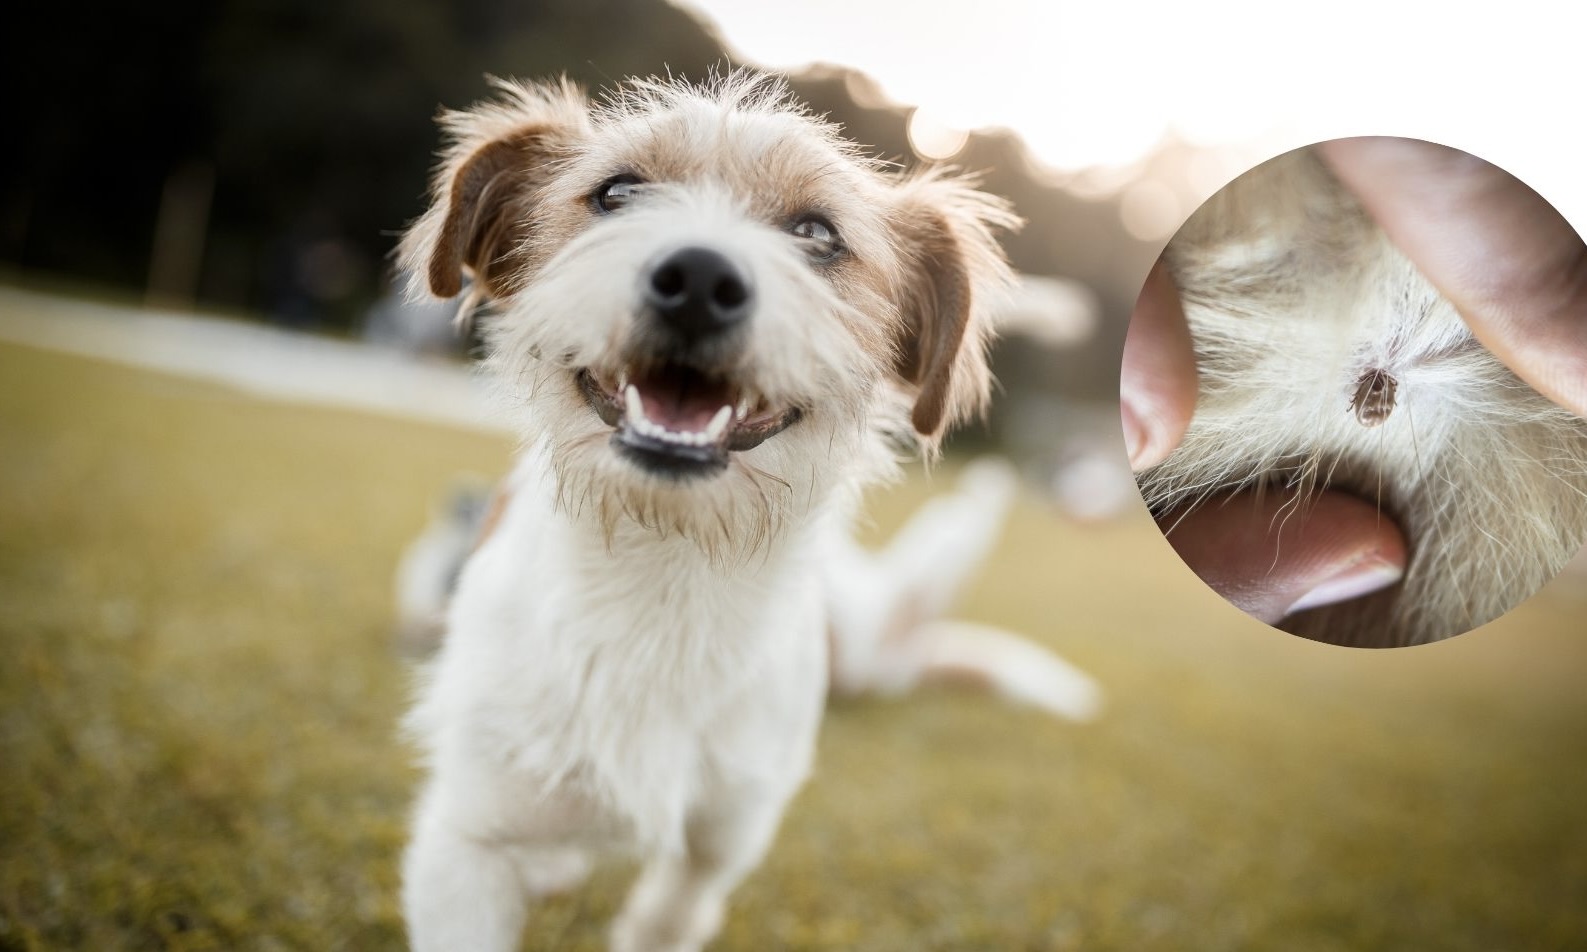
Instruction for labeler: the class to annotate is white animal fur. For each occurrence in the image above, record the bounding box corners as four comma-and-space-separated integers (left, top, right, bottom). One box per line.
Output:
396, 72, 1094, 952
1138, 146, 1587, 647
824, 456, 1100, 720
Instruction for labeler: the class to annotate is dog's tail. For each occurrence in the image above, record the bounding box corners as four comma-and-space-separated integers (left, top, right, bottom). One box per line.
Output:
825, 457, 1103, 722
393, 475, 495, 657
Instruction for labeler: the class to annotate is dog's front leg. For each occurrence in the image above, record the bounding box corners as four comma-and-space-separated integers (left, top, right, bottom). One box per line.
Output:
403, 778, 592, 952
609, 791, 787, 952
404, 816, 532, 952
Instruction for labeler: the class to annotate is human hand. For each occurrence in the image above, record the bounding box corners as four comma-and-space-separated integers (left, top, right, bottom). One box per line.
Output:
1122, 260, 1407, 624
1317, 137, 1587, 419
1124, 137, 1587, 626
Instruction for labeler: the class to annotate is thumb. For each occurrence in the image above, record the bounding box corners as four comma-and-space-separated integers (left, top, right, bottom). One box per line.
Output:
1160, 489, 1408, 625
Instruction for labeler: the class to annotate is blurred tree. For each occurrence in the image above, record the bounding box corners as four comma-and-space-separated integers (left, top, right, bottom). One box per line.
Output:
0, 1, 217, 294
199, 0, 730, 325
0, 0, 1152, 402
2, 0, 728, 327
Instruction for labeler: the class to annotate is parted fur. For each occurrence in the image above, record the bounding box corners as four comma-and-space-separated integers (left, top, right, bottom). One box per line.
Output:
1139, 146, 1587, 646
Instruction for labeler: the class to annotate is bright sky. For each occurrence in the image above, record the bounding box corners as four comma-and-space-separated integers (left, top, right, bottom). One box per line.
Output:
680, 0, 1587, 242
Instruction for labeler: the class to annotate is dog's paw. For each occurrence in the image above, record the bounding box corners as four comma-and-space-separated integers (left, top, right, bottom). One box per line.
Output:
608, 896, 723, 952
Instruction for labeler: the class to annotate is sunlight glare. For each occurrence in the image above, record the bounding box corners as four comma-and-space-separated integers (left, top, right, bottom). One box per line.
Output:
907, 109, 969, 160
675, 0, 1585, 232
1119, 180, 1181, 242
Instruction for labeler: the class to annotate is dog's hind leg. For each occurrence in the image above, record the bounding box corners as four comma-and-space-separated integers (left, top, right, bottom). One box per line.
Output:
826, 456, 1019, 695
877, 455, 1023, 617
911, 619, 1102, 720
609, 794, 786, 952
826, 456, 1102, 720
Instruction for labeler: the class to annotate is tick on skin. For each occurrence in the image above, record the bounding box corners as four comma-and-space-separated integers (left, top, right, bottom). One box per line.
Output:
1350, 368, 1398, 427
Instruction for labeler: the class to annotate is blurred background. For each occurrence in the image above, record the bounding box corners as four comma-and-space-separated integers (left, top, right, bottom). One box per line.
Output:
3, 2, 1586, 949
6, 0, 1583, 515
0, 0, 1298, 517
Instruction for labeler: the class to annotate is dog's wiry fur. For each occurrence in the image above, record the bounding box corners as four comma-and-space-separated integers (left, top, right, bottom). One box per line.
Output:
397, 72, 1032, 951
1138, 146, 1587, 647
400, 74, 1011, 563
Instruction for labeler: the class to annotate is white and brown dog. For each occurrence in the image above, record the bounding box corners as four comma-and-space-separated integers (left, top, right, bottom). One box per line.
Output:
396, 72, 1097, 952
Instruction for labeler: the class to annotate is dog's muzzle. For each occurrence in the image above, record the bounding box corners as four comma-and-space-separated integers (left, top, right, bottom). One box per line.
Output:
575, 246, 801, 480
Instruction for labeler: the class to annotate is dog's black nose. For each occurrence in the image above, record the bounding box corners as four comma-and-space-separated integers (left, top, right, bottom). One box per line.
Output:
645, 247, 752, 340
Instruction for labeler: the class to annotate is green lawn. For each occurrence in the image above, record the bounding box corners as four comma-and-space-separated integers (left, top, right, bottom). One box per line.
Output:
2, 335, 1585, 951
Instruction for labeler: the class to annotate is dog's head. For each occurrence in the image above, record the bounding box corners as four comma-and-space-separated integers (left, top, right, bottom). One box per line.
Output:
402, 72, 1015, 549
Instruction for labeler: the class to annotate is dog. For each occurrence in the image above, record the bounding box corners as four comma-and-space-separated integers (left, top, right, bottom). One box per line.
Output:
1136, 145, 1587, 647
395, 71, 1097, 952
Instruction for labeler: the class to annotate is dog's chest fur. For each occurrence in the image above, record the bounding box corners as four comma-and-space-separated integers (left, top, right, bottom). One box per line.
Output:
409, 443, 828, 849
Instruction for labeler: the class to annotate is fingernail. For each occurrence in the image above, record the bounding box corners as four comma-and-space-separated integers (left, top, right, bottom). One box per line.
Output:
1122, 401, 1147, 470
1285, 557, 1404, 616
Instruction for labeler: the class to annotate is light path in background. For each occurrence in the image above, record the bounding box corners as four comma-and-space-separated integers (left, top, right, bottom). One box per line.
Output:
0, 287, 510, 436
0, 274, 1095, 438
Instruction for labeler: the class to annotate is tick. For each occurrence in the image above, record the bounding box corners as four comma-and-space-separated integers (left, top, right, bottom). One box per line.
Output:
1350, 368, 1398, 427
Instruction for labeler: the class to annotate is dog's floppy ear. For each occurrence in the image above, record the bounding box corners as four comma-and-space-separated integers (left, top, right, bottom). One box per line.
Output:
401, 78, 591, 302
891, 173, 1020, 440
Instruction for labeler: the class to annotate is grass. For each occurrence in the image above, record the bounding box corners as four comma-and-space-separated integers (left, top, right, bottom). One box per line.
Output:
1, 332, 1585, 951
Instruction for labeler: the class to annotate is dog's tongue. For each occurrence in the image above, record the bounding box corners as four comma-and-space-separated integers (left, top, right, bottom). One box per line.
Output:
633, 365, 734, 433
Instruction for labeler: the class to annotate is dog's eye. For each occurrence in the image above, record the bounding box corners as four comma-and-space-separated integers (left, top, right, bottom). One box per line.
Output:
594, 175, 644, 213
791, 216, 842, 261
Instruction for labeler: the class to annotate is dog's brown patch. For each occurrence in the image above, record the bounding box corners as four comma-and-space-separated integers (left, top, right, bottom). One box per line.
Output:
430, 128, 559, 299
896, 207, 975, 436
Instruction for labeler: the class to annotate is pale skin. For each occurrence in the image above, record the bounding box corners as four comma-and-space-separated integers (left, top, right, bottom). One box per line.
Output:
1123, 137, 1587, 625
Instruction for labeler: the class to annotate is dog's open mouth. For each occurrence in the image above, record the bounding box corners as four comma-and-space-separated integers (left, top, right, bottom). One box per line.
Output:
577, 366, 802, 478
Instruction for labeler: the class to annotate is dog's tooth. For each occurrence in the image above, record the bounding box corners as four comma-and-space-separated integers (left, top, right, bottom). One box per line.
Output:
706, 405, 732, 442
623, 384, 645, 424
734, 398, 751, 422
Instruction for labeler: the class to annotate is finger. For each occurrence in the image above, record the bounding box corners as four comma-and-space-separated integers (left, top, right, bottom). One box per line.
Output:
1122, 259, 1199, 471
1319, 137, 1587, 418
1160, 489, 1407, 625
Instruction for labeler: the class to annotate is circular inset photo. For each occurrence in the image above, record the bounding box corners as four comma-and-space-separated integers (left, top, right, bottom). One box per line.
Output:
1126, 137, 1587, 647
